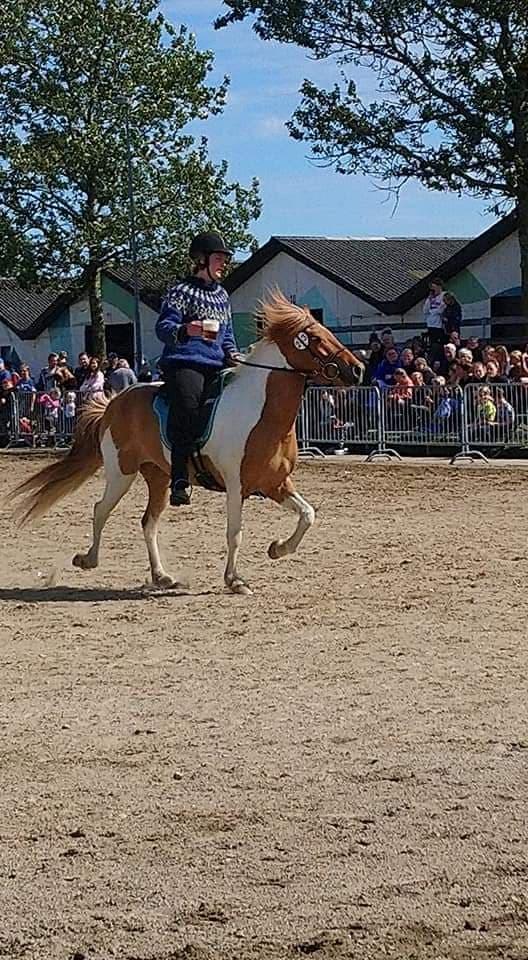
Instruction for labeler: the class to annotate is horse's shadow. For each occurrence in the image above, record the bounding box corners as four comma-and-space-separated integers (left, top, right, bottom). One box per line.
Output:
0, 585, 207, 603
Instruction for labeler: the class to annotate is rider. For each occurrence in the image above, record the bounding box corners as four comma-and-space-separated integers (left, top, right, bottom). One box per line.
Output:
156, 231, 243, 506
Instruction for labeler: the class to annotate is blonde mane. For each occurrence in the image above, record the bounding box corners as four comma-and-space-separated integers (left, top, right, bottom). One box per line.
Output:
257, 289, 313, 344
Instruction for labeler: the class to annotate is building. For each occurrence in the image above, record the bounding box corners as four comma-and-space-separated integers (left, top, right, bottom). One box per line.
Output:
226, 211, 524, 347
1, 212, 524, 371
0, 266, 163, 373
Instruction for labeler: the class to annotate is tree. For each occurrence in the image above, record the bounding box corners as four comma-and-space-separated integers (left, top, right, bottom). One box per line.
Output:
217, 1, 528, 328
0, 0, 261, 359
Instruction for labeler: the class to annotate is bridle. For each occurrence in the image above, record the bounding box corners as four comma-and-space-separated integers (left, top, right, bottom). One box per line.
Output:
239, 324, 352, 383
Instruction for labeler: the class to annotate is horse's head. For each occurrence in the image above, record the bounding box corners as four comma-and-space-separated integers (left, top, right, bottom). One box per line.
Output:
259, 290, 365, 386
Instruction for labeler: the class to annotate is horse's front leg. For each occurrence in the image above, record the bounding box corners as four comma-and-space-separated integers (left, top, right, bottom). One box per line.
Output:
224, 483, 252, 595
268, 483, 316, 560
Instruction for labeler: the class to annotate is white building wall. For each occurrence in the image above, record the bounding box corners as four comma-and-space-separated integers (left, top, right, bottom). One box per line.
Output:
232, 232, 522, 346
230, 252, 385, 334
0, 322, 53, 374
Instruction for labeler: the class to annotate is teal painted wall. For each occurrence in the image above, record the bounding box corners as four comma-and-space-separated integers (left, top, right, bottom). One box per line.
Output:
298, 285, 338, 325
48, 308, 72, 356
447, 268, 488, 303
233, 312, 257, 349
102, 275, 135, 319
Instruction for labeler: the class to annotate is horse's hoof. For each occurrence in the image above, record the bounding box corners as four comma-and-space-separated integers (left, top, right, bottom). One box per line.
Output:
268, 540, 282, 560
229, 579, 252, 596
153, 574, 177, 588
72, 552, 95, 570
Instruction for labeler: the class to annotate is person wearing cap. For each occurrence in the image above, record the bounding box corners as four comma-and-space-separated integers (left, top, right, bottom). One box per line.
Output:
155, 230, 244, 506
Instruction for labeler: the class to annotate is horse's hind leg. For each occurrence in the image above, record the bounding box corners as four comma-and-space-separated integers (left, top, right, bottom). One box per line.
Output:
267, 478, 315, 560
140, 463, 176, 587
73, 434, 136, 571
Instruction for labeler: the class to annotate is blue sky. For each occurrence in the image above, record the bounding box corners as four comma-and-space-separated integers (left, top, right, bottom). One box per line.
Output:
162, 0, 499, 247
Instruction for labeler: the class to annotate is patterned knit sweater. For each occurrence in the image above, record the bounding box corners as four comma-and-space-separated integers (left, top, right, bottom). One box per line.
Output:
156, 276, 238, 370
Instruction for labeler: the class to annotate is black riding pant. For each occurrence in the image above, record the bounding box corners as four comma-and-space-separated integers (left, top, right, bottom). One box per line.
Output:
163, 364, 218, 486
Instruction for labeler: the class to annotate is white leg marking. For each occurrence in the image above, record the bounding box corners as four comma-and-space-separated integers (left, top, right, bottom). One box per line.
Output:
268, 491, 316, 560
72, 432, 136, 570
224, 481, 251, 595
143, 509, 170, 585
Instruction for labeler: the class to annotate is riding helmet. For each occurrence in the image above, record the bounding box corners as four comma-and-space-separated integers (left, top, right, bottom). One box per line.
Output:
189, 231, 233, 261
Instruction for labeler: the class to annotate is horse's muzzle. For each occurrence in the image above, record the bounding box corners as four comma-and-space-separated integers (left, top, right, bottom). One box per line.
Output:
341, 362, 364, 386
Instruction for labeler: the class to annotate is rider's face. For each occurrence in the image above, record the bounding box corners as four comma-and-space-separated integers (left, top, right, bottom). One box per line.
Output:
208, 252, 229, 279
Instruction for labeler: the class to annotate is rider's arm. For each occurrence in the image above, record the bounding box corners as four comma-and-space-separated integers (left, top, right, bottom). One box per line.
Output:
221, 310, 239, 359
155, 295, 187, 345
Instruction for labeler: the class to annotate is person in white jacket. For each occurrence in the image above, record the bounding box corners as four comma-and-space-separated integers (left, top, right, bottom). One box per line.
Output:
423, 278, 446, 348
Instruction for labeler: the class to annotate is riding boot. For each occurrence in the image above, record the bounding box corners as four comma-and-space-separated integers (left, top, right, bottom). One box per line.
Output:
170, 445, 191, 506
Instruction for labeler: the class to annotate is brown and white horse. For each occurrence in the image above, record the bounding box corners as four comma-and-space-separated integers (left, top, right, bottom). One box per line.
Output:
10, 291, 364, 595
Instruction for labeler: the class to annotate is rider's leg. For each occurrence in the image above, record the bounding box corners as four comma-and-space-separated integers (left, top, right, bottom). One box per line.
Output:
165, 366, 207, 505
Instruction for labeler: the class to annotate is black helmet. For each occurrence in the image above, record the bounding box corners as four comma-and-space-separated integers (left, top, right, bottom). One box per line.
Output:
189, 231, 233, 261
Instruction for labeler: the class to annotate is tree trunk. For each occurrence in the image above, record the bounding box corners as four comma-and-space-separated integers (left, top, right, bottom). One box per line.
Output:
87, 269, 106, 359
518, 189, 528, 343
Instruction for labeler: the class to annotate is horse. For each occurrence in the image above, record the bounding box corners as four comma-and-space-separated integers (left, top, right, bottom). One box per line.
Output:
9, 291, 364, 595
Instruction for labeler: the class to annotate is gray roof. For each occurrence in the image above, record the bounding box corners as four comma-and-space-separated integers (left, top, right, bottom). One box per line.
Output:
224, 214, 519, 313
0, 278, 64, 338
0, 265, 166, 339
275, 236, 470, 302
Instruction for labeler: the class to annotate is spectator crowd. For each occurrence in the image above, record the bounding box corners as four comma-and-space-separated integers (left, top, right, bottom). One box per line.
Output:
0, 350, 153, 447
319, 277, 528, 445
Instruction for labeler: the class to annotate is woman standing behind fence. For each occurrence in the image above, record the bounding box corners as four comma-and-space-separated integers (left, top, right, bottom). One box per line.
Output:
79, 357, 105, 401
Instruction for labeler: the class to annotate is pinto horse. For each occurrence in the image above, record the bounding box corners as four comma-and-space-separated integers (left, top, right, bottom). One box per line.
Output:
10, 292, 364, 594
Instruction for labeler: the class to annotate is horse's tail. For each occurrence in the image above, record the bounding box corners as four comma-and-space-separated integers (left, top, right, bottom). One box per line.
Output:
10, 394, 109, 526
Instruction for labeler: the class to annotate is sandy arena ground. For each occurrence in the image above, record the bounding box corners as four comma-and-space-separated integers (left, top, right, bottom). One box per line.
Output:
0, 456, 527, 960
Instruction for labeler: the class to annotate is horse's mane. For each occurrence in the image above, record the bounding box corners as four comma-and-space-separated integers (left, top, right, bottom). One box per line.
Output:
257, 289, 313, 344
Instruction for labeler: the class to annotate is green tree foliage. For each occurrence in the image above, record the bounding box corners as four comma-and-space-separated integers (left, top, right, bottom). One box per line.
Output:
217, 1, 528, 324
0, 0, 261, 357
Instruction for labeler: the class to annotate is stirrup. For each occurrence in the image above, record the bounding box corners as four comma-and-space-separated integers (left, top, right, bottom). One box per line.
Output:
170, 485, 191, 506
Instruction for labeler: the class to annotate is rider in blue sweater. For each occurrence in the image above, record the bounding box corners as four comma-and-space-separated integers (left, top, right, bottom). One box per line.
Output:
156, 231, 242, 506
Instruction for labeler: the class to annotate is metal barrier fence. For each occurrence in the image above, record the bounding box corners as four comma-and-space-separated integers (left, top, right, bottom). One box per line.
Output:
298, 383, 528, 463
2, 383, 528, 462
2, 389, 82, 449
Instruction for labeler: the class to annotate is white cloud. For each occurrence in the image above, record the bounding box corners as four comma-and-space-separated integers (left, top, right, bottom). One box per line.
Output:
258, 115, 288, 138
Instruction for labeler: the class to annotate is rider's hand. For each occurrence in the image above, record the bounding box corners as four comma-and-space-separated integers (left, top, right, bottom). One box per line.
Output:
225, 352, 244, 366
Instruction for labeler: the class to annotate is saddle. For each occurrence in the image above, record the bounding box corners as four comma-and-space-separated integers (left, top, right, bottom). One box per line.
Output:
152, 370, 235, 492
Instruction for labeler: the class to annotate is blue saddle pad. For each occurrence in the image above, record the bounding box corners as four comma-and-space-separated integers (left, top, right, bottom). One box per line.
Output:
152, 370, 234, 450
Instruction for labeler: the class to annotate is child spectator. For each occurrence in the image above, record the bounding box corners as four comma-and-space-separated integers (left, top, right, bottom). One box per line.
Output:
469, 361, 487, 383
63, 390, 77, 428
470, 385, 496, 432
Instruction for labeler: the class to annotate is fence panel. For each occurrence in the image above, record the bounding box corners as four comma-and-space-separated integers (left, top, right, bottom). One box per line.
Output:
298, 385, 382, 457
461, 382, 528, 456
2, 389, 81, 449
378, 383, 464, 450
